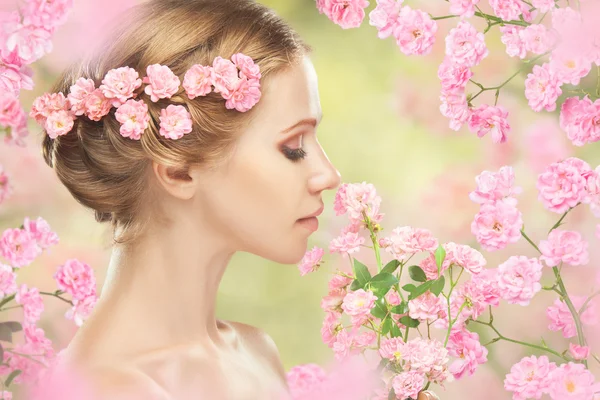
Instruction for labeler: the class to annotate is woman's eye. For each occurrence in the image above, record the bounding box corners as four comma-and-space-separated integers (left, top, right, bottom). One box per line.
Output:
281, 145, 307, 162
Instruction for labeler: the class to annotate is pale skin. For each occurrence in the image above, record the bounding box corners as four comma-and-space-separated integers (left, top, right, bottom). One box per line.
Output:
60, 56, 342, 399
57, 56, 443, 400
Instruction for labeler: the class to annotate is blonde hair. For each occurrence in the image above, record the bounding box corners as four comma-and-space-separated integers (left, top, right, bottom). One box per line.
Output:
41, 0, 310, 244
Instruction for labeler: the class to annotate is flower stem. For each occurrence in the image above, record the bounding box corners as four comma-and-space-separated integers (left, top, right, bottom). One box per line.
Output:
469, 319, 569, 361
39, 291, 74, 306
520, 229, 541, 254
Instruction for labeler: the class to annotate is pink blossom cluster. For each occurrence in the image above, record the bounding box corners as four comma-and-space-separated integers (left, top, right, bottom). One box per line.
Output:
546, 295, 597, 338
560, 96, 600, 147
506, 356, 600, 400
497, 255, 543, 306
379, 226, 438, 262
0, 1, 73, 146
333, 182, 384, 229
539, 229, 589, 267
297, 246, 325, 276
536, 157, 596, 214
321, 273, 354, 347
0, 217, 58, 268
470, 166, 523, 251
447, 329, 487, 379
53, 259, 98, 327
31, 53, 261, 141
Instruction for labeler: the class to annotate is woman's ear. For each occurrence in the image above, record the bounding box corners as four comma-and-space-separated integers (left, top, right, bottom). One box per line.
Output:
152, 161, 197, 200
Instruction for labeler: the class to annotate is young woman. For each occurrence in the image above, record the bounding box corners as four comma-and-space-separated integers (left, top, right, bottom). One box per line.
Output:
33, 0, 441, 399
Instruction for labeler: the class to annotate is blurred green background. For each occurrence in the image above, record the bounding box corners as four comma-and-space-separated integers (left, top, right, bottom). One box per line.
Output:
2, 0, 600, 398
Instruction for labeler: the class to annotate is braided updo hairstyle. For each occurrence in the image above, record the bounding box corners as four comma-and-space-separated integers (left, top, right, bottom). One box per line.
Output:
41, 0, 310, 244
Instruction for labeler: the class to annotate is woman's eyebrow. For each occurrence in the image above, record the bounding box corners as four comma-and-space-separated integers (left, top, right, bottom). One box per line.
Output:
280, 113, 323, 134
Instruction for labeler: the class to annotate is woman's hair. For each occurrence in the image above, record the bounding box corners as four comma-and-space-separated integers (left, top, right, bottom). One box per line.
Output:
41, 0, 310, 245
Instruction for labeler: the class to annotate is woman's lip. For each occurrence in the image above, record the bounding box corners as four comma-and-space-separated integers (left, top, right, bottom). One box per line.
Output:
296, 216, 319, 232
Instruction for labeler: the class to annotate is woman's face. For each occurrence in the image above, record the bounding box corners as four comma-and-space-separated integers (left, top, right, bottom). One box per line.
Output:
194, 55, 341, 264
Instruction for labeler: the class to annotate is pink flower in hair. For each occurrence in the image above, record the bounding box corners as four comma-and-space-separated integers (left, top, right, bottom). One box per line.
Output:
231, 53, 261, 80
224, 77, 261, 112
68, 78, 96, 116
30, 92, 69, 125
114, 99, 149, 140
467, 104, 510, 143
298, 246, 325, 276
143, 64, 181, 102
393, 6, 438, 56
83, 89, 112, 121
100, 67, 142, 107
159, 104, 193, 139
45, 110, 75, 138
211, 57, 240, 98
524, 63, 562, 112
0, 93, 25, 128
183, 64, 213, 99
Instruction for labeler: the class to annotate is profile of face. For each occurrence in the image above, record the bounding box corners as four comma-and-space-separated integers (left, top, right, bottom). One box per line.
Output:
181, 56, 341, 264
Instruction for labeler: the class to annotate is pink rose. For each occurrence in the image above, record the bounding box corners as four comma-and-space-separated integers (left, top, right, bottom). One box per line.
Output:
68, 78, 96, 116
524, 63, 562, 112
504, 355, 556, 400
368, 0, 403, 39
547, 296, 597, 338
539, 229, 589, 267
470, 166, 521, 205
143, 64, 181, 102
211, 56, 240, 97
83, 89, 112, 121
0, 228, 41, 268
5, 24, 52, 64
392, 371, 424, 400
548, 363, 597, 399
53, 259, 96, 301
114, 99, 150, 140
536, 157, 590, 213
321, 311, 341, 348
497, 256, 543, 306
23, 217, 58, 249
15, 284, 44, 326
500, 26, 526, 59
183, 64, 213, 99
100, 67, 142, 107
0, 264, 17, 299
30, 92, 69, 126
448, 329, 488, 379
449, 0, 480, 18
320, 0, 370, 29
341, 289, 377, 327
223, 77, 261, 112
298, 246, 325, 276
408, 291, 445, 322
438, 57, 473, 91
0, 92, 25, 128
393, 6, 438, 56
44, 110, 75, 139
445, 20, 488, 67
231, 53, 261, 80
568, 343, 590, 361
329, 231, 365, 255
467, 104, 511, 143
471, 198, 523, 251
158, 104, 193, 139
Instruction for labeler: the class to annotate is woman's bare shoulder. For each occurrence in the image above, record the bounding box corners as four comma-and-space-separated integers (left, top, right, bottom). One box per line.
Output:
81, 365, 173, 400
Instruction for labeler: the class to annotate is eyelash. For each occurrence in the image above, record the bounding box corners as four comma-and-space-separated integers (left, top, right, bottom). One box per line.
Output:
281, 145, 307, 162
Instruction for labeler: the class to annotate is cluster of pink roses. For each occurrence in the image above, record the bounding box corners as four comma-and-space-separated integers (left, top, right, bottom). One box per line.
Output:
0, 217, 99, 397
30, 53, 262, 141
296, 175, 600, 399
0, 0, 74, 147
316, 0, 600, 148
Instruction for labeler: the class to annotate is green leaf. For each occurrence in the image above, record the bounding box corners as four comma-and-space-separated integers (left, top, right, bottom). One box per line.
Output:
369, 273, 399, 298
390, 322, 403, 338
408, 265, 427, 282
430, 276, 446, 296
402, 284, 417, 293
435, 245, 446, 275
0, 321, 21, 333
0, 324, 13, 343
391, 301, 409, 315
370, 297, 388, 319
381, 259, 400, 275
353, 259, 372, 287
388, 388, 395, 400
408, 280, 433, 301
381, 317, 392, 335
5, 369, 20, 387
399, 316, 420, 328
349, 279, 363, 291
